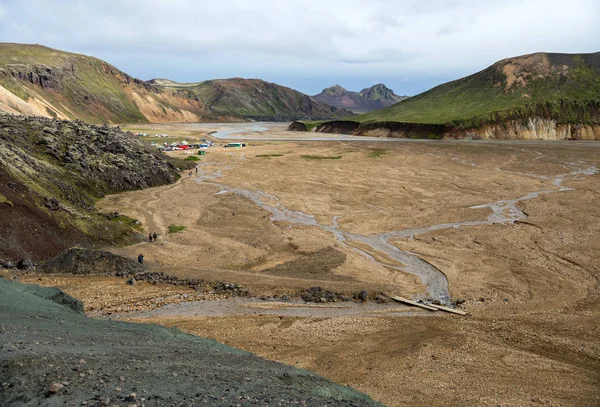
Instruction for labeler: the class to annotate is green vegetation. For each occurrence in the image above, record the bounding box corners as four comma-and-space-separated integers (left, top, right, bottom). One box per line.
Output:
184, 156, 201, 161
0, 193, 13, 207
303, 120, 328, 131
301, 155, 342, 160
168, 225, 187, 234
353, 53, 600, 125
368, 149, 389, 158
256, 154, 284, 158
110, 215, 143, 232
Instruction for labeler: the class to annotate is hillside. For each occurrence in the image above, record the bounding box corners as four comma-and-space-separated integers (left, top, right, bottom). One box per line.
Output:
0, 112, 195, 262
0, 43, 240, 124
298, 52, 600, 139
151, 77, 354, 121
312, 84, 408, 113
0, 278, 382, 406
357, 52, 600, 124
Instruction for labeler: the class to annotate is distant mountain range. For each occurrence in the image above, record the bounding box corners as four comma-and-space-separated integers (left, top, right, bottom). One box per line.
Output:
150, 78, 354, 121
312, 84, 408, 113
0, 43, 353, 123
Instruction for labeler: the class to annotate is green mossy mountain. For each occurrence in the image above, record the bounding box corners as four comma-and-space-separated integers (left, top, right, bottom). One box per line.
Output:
356, 52, 600, 124
298, 52, 600, 139
312, 83, 408, 113
150, 77, 354, 121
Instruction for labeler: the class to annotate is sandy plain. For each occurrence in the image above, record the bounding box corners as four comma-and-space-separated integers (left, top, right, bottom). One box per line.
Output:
26, 123, 600, 406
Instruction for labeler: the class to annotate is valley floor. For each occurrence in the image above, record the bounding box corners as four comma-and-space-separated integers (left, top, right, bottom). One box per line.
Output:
21, 125, 600, 406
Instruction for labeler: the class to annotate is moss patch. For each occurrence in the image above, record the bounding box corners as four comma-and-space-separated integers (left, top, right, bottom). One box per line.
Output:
168, 225, 187, 234
368, 149, 389, 158
301, 155, 342, 160
256, 154, 284, 158
0, 193, 13, 207
110, 215, 143, 232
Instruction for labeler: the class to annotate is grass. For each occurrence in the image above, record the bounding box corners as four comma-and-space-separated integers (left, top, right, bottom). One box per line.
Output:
301, 155, 342, 160
168, 225, 187, 234
303, 120, 328, 131
184, 156, 201, 161
256, 154, 284, 158
368, 149, 389, 158
346, 53, 600, 125
110, 215, 143, 232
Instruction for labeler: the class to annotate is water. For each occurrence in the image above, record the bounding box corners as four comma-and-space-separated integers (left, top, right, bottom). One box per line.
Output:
192, 156, 598, 304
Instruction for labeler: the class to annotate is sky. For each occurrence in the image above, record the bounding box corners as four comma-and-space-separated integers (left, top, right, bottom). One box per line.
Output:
0, 0, 599, 96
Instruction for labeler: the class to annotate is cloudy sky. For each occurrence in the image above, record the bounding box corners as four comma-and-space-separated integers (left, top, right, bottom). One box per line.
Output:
0, 0, 599, 95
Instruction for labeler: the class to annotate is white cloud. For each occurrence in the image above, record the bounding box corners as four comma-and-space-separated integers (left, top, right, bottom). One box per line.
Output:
0, 0, 598, 94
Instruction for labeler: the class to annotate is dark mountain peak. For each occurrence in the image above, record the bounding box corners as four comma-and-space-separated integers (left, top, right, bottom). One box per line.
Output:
359, 84, 400, 101
322, 84, 348, 95
312, 83, 407, 114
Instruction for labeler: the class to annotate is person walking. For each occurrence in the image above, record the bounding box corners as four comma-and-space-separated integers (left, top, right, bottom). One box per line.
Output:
137, 254, 144, 265
148, 233, 152, 243
153, 232, 157, 242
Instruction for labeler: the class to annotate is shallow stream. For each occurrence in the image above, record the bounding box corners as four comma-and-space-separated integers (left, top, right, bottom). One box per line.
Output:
193, 156, 598, 304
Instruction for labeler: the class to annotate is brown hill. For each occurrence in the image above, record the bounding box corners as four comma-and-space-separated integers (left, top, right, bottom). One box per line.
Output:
0, 43, 240, 124
151, 78, 355, 121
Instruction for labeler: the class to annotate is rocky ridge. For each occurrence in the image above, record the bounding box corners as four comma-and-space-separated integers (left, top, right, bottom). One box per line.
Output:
0, 112, 193, 261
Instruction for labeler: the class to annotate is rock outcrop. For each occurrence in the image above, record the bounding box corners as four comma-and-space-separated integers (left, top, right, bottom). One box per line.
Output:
0, 113, 191, 261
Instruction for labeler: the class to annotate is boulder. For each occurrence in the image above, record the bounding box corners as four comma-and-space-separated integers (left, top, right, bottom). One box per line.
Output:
16, 259, 34, 270
39, 248, 143, 276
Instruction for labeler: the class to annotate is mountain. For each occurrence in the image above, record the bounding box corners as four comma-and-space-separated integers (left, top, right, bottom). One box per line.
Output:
299, 52, 600, 140
0, 112, 196, 261
357, 52, 600, 124
150, 78, 355, 121
312, 84, 408, 113
0, 43, 240, 124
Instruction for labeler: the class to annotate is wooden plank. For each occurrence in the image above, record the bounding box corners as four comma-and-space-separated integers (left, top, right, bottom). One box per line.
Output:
428, 303, 468, 316
390, 296, 438, 311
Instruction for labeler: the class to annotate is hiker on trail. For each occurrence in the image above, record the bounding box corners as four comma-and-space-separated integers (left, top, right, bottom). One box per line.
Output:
148, 233, 152, 243
153, 232, 157, 242
189, 171, 192, 176
195, 167, 198, 174
137, 254, 144, 265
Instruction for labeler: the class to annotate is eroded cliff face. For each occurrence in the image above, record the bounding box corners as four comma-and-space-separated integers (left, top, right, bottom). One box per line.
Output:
447, 118, 600, 140
300, 117, 600, 140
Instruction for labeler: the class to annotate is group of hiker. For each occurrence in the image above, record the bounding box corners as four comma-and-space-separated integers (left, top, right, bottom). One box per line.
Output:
137, 232, 158, 265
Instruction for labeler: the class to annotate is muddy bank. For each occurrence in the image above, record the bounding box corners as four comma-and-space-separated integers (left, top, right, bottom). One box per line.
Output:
0, 278, 383, 406
293, 116, 600, 140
